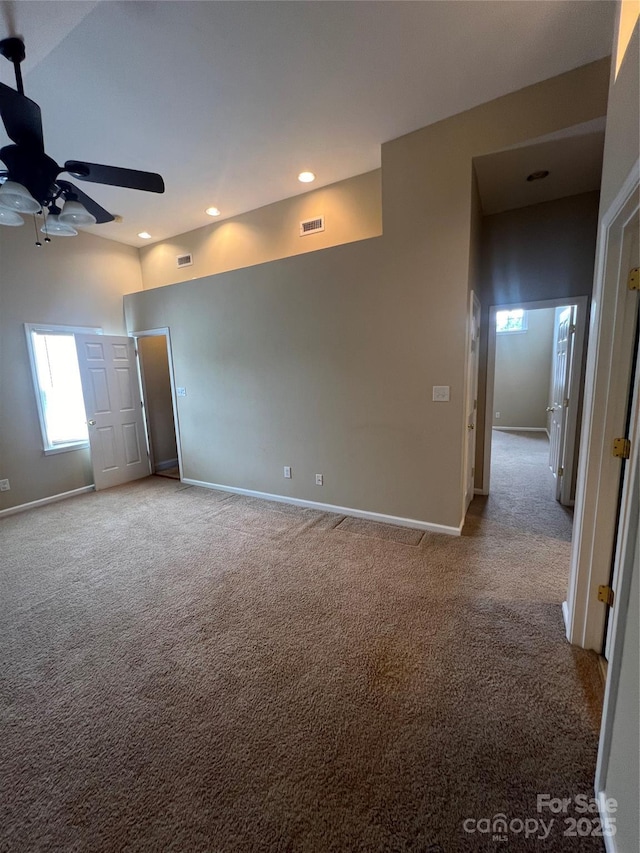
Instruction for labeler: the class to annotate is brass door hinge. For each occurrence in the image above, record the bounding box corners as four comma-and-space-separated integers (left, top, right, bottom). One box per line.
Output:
569, 323, 576, 334
598, 585, 614, 607
628, 267, 639, 291
612, 437, 631, 459
557, 466, 564, 477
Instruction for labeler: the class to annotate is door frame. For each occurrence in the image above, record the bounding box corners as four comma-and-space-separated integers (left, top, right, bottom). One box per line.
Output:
480, 295, 589, 500
129, 327, 183, 482
462, 291, 481, 517
565, 162, 640, 651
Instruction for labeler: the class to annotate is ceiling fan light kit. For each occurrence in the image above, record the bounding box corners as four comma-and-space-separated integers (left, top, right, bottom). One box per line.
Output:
0, 36, 165, 243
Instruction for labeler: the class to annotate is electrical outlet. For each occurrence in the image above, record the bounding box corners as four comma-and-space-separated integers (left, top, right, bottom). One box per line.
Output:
495, 412, 501, 419
0, 478, 10, 491
315, 474, 323, 486
283, 466, 291, 479
176, 387, 187, 397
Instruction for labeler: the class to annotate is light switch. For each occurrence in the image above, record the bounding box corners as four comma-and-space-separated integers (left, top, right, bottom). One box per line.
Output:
432, 385, 450, 402
176, 387, 187, 397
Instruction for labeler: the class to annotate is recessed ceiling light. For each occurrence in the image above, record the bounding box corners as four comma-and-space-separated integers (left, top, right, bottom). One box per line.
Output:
138, 231, 152, 239
526, 170, 550, 182
205, 207, 221, 217
298, 171, 315, 183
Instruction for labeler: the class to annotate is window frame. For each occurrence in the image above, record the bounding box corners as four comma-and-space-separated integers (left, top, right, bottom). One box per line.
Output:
24, 323, 102, 455
495, 308, 529, 335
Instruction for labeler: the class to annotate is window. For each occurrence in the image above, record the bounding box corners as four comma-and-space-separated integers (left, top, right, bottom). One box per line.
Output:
496, 309, 528, 334
25, 324, 101, 454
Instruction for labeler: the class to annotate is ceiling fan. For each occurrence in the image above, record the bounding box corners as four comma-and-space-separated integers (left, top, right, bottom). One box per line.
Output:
0, 36, 164, 240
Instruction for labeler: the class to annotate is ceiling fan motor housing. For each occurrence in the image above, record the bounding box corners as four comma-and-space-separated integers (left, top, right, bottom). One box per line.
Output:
0, 144, 60, 206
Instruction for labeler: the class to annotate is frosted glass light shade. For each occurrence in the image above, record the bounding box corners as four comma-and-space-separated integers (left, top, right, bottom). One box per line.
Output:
0, 181, 41, 214
0, 207, 25, 226
43, 212, 78, 236
59, 200, 96, 226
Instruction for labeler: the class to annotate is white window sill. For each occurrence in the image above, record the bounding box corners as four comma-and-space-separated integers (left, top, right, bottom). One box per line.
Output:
44, 442, 90, 456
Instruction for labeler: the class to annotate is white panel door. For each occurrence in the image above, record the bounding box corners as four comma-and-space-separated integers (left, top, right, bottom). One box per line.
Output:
549, 306, 575, 501
75, 334, 150, 490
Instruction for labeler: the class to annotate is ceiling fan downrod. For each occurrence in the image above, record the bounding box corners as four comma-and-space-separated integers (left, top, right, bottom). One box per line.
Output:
0, 38, 26, 95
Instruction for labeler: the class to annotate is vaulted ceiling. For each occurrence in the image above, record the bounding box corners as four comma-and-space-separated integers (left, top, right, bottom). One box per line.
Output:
0, 1, 615, 246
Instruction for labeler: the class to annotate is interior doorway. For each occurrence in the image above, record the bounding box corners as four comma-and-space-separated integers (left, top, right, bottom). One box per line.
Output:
482, 296, 589, 524
133, 329, 182, 481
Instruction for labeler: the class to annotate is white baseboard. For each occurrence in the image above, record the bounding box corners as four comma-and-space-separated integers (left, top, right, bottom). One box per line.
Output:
0, 485, 95, 518
492, 427, 548, 432
474, 487, 488, 495
597, 790, 618, 853
154, 457, 178, 472
182, 478, 462, 536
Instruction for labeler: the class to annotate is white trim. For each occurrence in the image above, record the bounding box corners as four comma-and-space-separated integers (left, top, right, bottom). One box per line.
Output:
473, 487, 487, 495
182, 479, 463, 536
0, 485, 95, 518
155, 457, 178, 472
129, 328, 184, 484
492, 426, 548, 432
562, 600, 570, 634
594, 325, 640, 799
462, 291, 481, 518
566, 162, 640, 650
596, 790, 619, 853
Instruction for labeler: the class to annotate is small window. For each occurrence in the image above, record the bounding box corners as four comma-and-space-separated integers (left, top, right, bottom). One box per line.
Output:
496, 309, 528, 334
25, 324, 101, 454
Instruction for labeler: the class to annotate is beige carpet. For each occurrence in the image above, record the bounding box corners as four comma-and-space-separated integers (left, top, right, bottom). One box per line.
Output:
1, 442, 603, 852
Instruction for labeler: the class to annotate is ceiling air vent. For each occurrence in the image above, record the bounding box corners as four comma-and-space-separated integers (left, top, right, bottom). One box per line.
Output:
299, 216, 325, 236
176, 253, 193, 269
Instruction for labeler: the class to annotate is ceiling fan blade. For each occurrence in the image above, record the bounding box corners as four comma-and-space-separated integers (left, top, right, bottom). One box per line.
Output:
64, 161, 164, 193
0, 82, 44, 150
57, 180, 115, 224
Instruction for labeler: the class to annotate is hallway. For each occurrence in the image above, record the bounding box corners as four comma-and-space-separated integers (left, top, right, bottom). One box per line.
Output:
469, 429, 574, 542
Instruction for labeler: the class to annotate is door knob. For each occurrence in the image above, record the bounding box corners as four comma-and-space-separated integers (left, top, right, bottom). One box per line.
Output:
88, 419, 96, 426
546, 407, 555, 413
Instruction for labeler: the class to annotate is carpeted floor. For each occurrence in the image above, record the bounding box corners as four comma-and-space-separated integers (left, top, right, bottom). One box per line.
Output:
468, 429, 574, 542
0, 436, 603, 852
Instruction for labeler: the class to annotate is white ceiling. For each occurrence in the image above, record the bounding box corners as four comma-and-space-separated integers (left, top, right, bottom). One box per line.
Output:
0, 1, 615, 247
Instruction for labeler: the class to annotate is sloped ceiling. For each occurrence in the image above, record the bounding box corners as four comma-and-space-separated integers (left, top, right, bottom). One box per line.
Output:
0, 1, 614, 246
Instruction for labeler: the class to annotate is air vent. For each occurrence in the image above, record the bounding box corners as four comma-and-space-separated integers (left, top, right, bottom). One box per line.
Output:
299, 216, 325, 236
176, 253, 193, 268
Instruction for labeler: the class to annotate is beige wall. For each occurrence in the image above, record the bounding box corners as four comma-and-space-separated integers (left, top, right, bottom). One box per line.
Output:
126, 60, 608, 530
138, 336, 178, 469
475, 192, 600, 485
493, 307, 555, 429
597, 10, 639, 846
0, 226, 142, 510
140, 170, 382, 289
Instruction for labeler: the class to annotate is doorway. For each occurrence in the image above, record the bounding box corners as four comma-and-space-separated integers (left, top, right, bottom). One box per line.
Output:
133, 329, 182, 481
482, 296, 589, 527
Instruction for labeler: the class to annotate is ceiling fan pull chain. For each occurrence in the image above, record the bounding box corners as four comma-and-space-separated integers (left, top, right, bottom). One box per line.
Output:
32, 214, 42, 247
